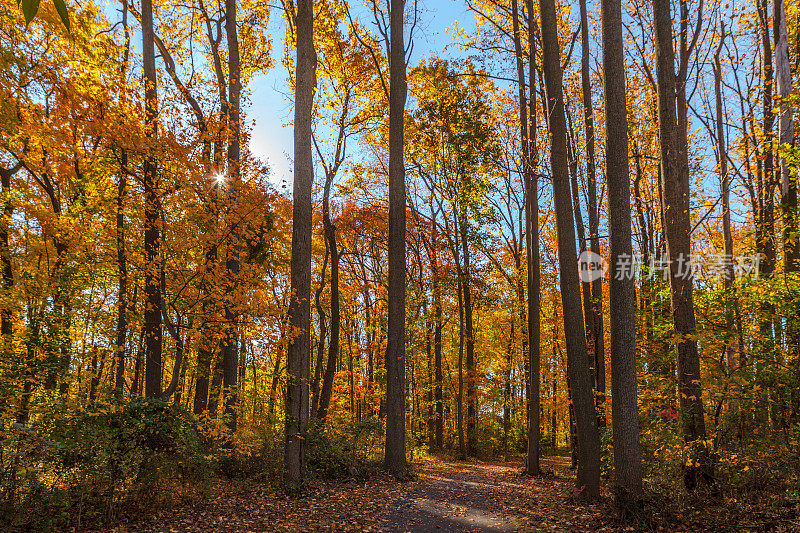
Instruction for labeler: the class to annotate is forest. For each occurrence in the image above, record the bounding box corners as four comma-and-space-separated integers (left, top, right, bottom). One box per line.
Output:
0, 0, 799, 529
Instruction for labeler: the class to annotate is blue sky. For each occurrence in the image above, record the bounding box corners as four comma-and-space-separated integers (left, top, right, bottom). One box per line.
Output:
247, 0, 477, 187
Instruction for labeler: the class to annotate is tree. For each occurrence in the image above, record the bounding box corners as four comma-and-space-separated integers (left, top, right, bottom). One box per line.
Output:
285, 0, 316, 490
652, 0, 713, 491
601, 0, 643, 501
774, 0, 799, 413
384, 0, 408, 479
221, 0, 241, 433
142, 0, 162, 399
524, 0, 541, 479
578, 0, 605, 422
538, 0, 601, 499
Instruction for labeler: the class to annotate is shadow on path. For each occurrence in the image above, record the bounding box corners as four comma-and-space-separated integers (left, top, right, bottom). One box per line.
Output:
375, 459, 528, 532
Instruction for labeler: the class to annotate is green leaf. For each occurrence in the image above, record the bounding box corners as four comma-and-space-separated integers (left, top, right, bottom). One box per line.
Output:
21, 0, 40, 25
52, 0, 69, 29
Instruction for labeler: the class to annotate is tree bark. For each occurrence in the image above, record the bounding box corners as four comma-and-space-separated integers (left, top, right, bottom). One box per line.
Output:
525, 0, 541, 475
774, 0, 800, 415
602, 0, 643, 500
114, 153, 128, 400
193, 244, 218, 414
222, 0, 241, 434
653, 0, 713, 491
385, 0, 408, 479
460, 212, 476, 456
538, 0, 601, 498
142, 0, 162, 399
432, 224, 444, 449
0, 165, 18, 406
713, 24, 739, 397
758, 0, 777, 283
285, 0, 316, 491
457, 269, 466, 460
579, 0, 605, 425
317, 171, 341, 422
310, 244, 328, 417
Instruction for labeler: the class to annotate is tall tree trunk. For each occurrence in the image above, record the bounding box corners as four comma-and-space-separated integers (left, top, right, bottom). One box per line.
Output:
432, 225, 444, 449
713, 24, 739, 408
425, 307, 435, 446
567, 118, 594, 349
193, 245, 218, 414
579, 0, 605, 425
457, 271, 466, 460
222, 0, 241, 434
310, 244, 328, 417
757, 0, 778, 395
142, 0, 162, 399
318, 173, 341, 422
114, 3, 131, 400
538, 0, 601, 498
207, 352, 224, 415
268, 325, 286, 422
602, 0, 643, 500
0, 165, 17, 404
460, 215, 476, 456
114, 153, 128, 400
385, 0, 408, 479
525, 0, 541, 475
503, 321, 514, 460
758, 0, 777, 283
285, 0, 316, 491
653, 0, 713, 491
775, 0, 800, 416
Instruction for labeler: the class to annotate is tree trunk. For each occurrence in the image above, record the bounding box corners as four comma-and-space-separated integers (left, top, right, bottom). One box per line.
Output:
193, 245, 218, 414
222, 0, 241, 434
602, 0, 643, 500
653, 0, 713, 491
142, 0, 162, 399
758, 0, 777, 282
713, 24, 739, 415
285, 0, 316, 491
318, 173, 341, 422
268, 329, 285, 422
432, 226, 444, 449
774, 0, 800, 416
525, 0, 541, 475
538, 0, 601, 498
0, 166, 17, 400
579, 0, 605, 425
457, 273, 466, 460
460, 215, 477, 456
114, 153, 128, 400
385, 0, 408, 479
425, 305, 435, 446
310, 244, 328, 417
503, 322, 514, 460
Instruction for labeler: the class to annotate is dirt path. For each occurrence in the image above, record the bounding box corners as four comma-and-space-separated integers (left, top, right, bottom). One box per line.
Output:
374, 457, 582, 533
115, 456, 619, 532
376, 461, 520, 532
110, 455, 785, 532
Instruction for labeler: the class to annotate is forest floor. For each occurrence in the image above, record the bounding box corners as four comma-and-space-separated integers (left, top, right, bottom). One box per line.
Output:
111, 455, 798, 532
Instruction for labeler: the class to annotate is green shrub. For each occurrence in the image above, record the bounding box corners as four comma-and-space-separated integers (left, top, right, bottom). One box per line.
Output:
0, 397, 207, 530
307, 417, 384, 479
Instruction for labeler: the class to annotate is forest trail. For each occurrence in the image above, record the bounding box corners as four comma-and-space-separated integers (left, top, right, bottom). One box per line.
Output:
120, 455, 619, 533
373, 456, 604, 533
376, 459, 525, 532
117, 455, 789, 532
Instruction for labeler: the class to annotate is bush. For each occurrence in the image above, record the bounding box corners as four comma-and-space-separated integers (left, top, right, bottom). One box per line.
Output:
0, 397, 207, 530
214, 423, 283, 481
307, 417, 384, 479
